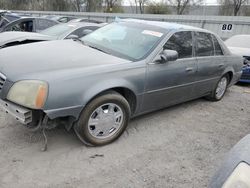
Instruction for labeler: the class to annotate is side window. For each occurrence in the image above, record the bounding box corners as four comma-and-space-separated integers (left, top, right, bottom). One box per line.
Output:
0, 18, 9, 28
69, 26, 99, 38
195, 32, 214, 57
58, 17, 68, 23
5, 21, 33, 32
36, 19, 57, 31
212, 35, 224, 56
164, 31, 193, 59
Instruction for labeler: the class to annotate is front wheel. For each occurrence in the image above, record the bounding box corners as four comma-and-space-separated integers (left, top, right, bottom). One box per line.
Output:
207, 75, 229, 101
74, 91, 131, 146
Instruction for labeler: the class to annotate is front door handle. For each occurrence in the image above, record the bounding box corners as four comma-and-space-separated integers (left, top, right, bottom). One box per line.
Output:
186, 67, 194, 72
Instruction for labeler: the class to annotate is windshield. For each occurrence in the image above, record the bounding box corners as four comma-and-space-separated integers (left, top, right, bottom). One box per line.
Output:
40, 24, 77, 37
81, 22, 166, 61
225, 35, 250, 49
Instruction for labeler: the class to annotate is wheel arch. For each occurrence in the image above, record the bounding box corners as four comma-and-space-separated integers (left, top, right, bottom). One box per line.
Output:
225, 71, 233, 84
81, 80, 139, 116
222, 67, 235, 85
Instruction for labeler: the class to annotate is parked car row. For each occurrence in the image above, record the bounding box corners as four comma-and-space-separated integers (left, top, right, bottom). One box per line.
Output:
0, 18, 243, 147
0, 22, 103, 49
0, 11, 104, 32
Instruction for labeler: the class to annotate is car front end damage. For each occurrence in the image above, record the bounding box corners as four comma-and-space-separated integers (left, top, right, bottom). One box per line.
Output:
0, 99, 32, 124
240, 66, 250, 83
239, 56, 250, 83
0, 72, 70, 150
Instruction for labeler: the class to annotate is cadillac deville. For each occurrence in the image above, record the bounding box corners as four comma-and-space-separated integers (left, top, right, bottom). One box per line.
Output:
0, 19, 243, 146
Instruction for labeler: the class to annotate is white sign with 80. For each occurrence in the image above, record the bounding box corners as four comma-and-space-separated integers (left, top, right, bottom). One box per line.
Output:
221, 24, 233, 32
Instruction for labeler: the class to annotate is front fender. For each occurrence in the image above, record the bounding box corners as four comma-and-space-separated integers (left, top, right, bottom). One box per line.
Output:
80, 78, 139, 107
44, 79, 140, 120
43, 63, 146, 120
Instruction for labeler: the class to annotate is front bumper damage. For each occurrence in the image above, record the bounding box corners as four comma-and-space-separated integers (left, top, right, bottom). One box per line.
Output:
0, 99, 50, 151
0, 99, 32, 124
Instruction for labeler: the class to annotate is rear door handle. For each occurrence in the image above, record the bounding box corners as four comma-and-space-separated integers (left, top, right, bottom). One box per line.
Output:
186, 67, 194, 72
218, 63, 224, 67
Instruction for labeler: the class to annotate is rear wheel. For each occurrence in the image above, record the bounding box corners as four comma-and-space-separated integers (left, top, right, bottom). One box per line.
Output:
74, 91, 131, 146
207, 74, 229, 101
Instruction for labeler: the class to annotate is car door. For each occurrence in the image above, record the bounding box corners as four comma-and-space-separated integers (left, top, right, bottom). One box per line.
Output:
194, 32, 226, 96
142, 31, 198, 112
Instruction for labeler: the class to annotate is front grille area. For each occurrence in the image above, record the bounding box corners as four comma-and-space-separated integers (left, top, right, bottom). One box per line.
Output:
241, 74, 250, 80
241, 67, 250, 80
0, 73, 6, 91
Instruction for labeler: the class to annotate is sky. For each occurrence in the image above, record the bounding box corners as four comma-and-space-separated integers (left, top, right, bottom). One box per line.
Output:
124, 0, 218, 5
202, 0, 218, 5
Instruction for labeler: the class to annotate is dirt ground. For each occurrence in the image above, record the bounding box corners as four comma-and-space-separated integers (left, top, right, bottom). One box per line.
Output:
0, 85, 249, 188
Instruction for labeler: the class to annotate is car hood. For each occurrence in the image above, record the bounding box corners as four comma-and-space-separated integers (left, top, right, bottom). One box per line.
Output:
0, 40, 130, 80
228, 47, 250, 57
0, 31, 54, 48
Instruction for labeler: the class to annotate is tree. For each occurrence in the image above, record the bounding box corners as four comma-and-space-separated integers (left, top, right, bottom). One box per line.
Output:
219, 0, 248, 16
74, 0, 81, 11
6, 0, 31, 10
134, 0, 149, 13
167, 0, 203, 15
104, 0, 122, 13
78, 0, 102, 12
146, 2, 171, 14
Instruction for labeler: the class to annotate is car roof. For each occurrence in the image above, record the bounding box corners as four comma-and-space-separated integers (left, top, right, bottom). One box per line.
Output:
0, 10, 10, 14
70, 18, 104, 24
227, 34, 250, 39
225, 34, 250, 49
61, 22, 101, 27
123, 19, 209, 33
13, 17, 58, 21
5, 17, 60, 25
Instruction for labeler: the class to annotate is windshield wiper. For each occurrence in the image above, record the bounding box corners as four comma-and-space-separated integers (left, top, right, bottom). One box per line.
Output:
87, 45, 110, 54
70, 37, 85, 45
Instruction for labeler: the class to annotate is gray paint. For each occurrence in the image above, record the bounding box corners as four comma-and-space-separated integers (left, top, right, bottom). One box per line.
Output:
0, 20, 243, 121
210, 134, 250, 188
0, 31, 53, 47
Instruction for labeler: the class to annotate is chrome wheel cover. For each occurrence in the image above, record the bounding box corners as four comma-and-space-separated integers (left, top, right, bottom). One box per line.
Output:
87, 103, 124, 139
215, 77, 227, 99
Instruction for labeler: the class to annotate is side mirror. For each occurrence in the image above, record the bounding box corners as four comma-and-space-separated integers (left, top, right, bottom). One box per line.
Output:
66, 34, 79, 40
155, 49, 178, 64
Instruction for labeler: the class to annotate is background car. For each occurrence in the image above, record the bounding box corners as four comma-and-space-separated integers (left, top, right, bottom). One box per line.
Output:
0, 22, 101, 49
225, 35, 250, 83
0, 11, 32, 29
69, 18, 104, 24
39, 22, 101, 39
42, 15, 77, 23
0, 17, 59, 33
210, 134, 250, 188
0, 11, 21, 28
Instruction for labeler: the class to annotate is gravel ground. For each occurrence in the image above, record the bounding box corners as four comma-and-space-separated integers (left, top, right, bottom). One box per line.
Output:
0, 85, 249, 188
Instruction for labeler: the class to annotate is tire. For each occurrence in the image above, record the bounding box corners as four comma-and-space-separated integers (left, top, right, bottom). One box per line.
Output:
206, 74, 229, 101
74, 91, 131, 146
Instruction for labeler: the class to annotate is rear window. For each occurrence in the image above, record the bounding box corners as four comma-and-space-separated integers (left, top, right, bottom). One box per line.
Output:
212, 35, 224, 56
195, 32, 214, 57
